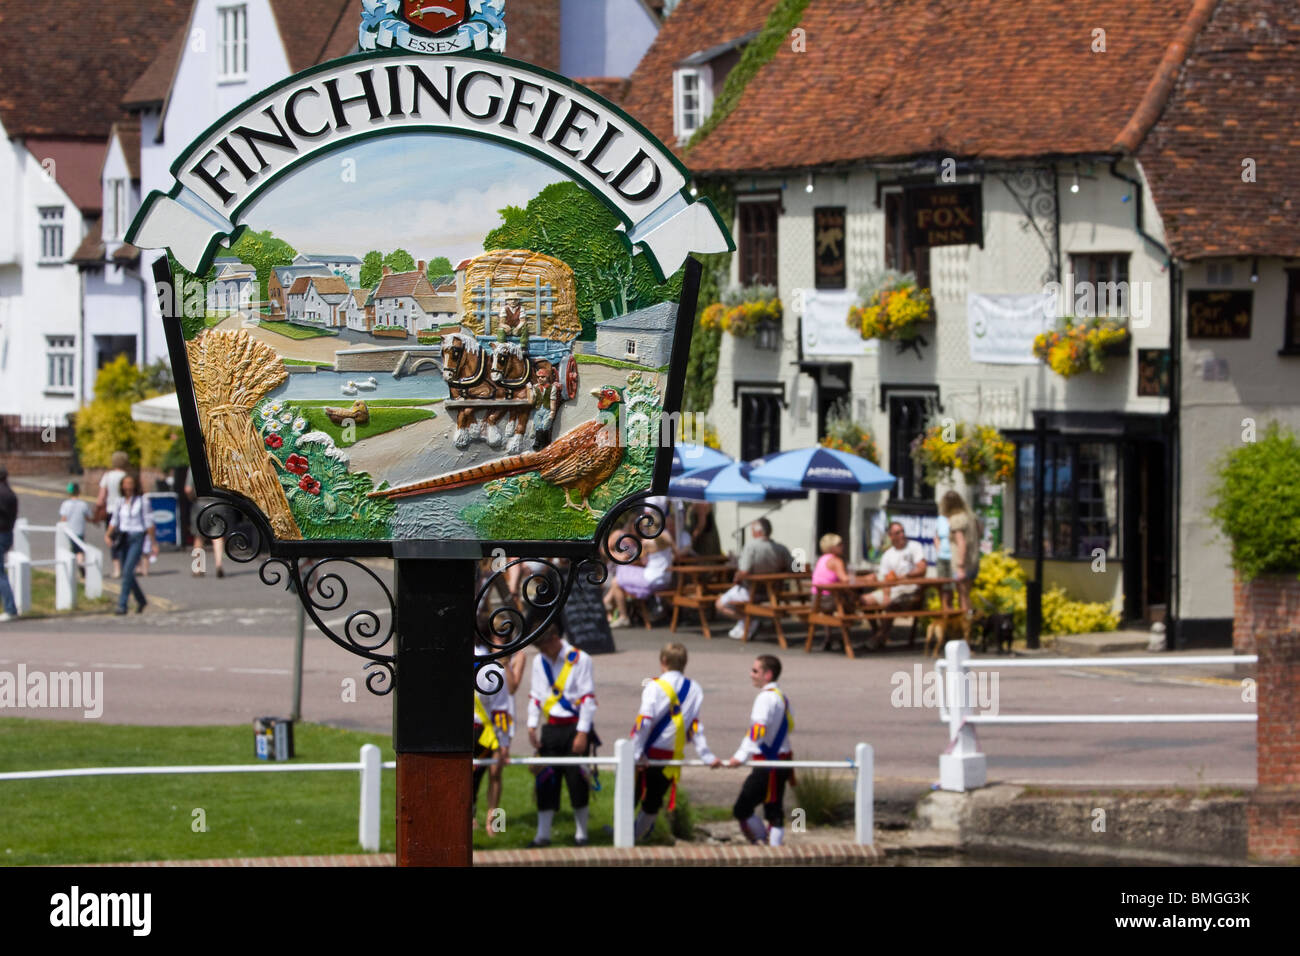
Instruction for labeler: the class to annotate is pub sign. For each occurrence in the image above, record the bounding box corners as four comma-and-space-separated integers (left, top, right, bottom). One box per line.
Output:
904, 183, 983, 249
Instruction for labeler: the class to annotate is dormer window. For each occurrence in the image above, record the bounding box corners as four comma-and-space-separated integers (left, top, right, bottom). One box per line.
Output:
674, 68, 711, 143
218, 5, 249, 81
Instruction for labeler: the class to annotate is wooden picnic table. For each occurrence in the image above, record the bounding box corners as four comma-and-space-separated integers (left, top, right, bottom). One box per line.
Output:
737, 570, 813, 649
667, 560, 735, 639
805, 575, 965, 659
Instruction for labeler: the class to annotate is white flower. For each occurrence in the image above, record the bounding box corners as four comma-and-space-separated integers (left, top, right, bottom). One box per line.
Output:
259, 402, 275, 419
265, 420, 282, 432
292, 417, 308, 433
296, 431, 331, 446
280, 411, 293, 424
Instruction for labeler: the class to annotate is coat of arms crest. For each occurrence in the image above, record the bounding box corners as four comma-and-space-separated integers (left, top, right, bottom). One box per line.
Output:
360, 0, 505, 54
402, 1, 467, 35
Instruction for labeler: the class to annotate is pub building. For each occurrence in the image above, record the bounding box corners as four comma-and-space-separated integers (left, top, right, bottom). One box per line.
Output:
617, 0, 1300, 647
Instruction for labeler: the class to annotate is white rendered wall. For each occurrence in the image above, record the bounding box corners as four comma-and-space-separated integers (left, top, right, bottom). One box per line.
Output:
560, 0, 659, 79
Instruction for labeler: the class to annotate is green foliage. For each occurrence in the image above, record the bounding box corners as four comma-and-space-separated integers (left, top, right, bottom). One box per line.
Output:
383, 248, 416, 274
968, 550, 1118, 638
669, 787, 695, 840
229, 227, 296, 303
682, 181, 733, 413
74, 356, 178, 469
1209, 421, 1300, 579
361, 250, 384, 288
300, 406, 436, 447
685, 0, 813, 151
253, 400, 395, 538
159, 433, 191, 471
483, 180, 683, 341
792, 770, 853, 825
426, 256, 453, 283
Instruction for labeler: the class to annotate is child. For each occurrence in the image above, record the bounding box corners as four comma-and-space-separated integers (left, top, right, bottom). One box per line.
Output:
58, 483, 93, 576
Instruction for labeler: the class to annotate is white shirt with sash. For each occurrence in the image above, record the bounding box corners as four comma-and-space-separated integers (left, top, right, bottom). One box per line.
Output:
732, 682, 794, 762
526, 639, 596, 733
473, 645, 516, 750
630, 670, 716, 763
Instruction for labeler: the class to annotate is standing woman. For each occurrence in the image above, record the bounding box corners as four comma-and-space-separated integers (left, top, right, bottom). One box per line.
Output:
96, 450, 129, 578
940, 491, 981, 613
105, 473, 155, 615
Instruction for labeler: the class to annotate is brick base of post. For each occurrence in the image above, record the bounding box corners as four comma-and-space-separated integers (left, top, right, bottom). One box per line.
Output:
1249, 628, 1300, 862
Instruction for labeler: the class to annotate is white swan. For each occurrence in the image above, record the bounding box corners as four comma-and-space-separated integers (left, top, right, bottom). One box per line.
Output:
341, 382, 358, 396
356, 376, 378, 391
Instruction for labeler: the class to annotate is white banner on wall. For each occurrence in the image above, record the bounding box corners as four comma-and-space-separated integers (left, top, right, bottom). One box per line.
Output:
801, 289, 879, 357
967, 292, 1054, 365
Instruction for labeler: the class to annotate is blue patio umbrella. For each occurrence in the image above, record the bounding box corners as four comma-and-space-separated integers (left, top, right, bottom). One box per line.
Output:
671, 443, 733, 475
748, 447, 897, 494
668, 461, 809, 502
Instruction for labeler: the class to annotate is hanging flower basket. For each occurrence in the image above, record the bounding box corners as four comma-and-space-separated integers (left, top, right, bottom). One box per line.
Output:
700, 284, 782, 338
910, 422, 1015, 487
1032, 316, 1131, 377
846, 269, 934, 344
820, 400, 880, 464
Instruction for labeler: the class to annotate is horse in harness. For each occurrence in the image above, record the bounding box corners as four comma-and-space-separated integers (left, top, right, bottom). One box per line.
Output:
441, 332, 507, 449
488, 340, 554, 454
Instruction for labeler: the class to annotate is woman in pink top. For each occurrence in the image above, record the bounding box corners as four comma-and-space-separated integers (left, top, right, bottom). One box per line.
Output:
811, 533, 849, 610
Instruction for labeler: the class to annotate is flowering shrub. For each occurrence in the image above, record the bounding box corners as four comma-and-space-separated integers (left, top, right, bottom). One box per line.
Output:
700, 284, 782, 338
911, 422, 1014, 486
969, 550, 1119, 639
820, 400, 880, 463
847, 269, 933, 341
1032, 316, 1130, 377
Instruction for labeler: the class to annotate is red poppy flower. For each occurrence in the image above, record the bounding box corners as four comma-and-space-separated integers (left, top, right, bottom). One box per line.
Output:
299, 475, 321, 495
286, 454, 309, 475
265, 434, 283, 450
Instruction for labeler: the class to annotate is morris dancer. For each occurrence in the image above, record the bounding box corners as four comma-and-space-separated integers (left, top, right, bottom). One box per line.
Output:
629, 642, 721, 842
526, 619, 597, 847
728, 654, 794, 846
472, 639, 515, 834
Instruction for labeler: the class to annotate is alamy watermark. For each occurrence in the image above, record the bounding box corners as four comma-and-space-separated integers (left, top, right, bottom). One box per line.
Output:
0, 666, 103, 719
890, 664, 1000, 716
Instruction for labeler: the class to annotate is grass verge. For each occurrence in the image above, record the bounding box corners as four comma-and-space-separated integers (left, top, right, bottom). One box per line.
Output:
258, 320, 339, 340
290, 398, 442, 408
300, 406, 437, 446
575, 353, 668, 373
0, 719, 735, 862
23, 569, 114, 619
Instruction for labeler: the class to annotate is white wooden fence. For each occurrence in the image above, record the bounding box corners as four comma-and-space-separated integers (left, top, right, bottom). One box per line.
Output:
4, 518, 102, 614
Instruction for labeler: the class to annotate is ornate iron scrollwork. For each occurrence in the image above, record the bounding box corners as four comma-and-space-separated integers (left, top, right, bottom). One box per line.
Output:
996, 166, 1060, 287
198, 490, 666, 699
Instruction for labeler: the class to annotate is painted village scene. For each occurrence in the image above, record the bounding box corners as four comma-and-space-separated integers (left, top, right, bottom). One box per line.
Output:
179, 134, 683, 543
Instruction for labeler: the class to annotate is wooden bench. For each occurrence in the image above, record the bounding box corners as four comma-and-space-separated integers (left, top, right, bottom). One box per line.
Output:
667, 561, 735, 639
804, 577, 965, 658
738, 570, 813, 649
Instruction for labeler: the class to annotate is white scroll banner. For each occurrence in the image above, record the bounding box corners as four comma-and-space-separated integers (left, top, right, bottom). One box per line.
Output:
966, 292, 1054, 365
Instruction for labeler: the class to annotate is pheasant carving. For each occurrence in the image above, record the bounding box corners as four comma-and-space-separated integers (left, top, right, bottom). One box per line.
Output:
368, 386, 625, 516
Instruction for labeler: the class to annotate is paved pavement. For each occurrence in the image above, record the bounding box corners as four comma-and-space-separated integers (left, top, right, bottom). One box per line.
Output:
2, 477, 1258, 801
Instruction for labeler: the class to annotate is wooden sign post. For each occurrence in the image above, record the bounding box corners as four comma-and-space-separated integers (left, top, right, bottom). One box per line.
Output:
132, 1, 729, 866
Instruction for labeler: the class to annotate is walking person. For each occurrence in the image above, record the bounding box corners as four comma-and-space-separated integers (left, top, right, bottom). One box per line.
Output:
940, 491, 981, 613
105, 473, 155, 615
58, 483, 93, 577
628, 642, 721, 843
728, 654, 794, 846
0, 465, 18, 622
526, 618, 597, 847
95, 451, 129, 578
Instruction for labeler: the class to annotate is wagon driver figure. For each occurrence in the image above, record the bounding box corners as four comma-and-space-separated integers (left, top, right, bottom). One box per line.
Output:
496, 295, 529, 349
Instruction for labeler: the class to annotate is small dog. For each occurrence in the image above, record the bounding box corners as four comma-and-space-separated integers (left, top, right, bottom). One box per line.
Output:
977, 612, 1015, 654
923, 618, 948, 658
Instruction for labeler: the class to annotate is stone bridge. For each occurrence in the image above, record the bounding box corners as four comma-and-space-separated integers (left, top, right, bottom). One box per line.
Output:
334, 345, 443, 378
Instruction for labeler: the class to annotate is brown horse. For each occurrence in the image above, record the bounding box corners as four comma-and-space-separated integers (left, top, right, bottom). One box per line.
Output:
488, 341, 555, 454
441, 332, 507, 449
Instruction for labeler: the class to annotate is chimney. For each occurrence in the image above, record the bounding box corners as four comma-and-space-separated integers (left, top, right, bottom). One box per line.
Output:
382, 265, 392, 276
417, 260, 426, 274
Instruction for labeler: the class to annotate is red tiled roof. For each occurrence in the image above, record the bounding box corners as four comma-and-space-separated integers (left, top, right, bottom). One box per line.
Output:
576, 77, 630, 105
374, 270, 434, 299
1137, 0, 1300, 259
70, 220, 105, 265
122, 25, 187, 110
25, 138, 107, 213
621, 0, 776, 151
630, 0, 1209, 174
287, 276, 314, 295
309, 275, 351, 296
0, 1, 191, 138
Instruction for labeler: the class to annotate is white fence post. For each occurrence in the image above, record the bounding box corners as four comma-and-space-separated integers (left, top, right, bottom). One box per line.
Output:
613, 738, 635, 849
854, 742, 874, 846
6, 551, 30, 615
54, 523, 75, 611
939, 640, 987, 792
359, 744, 381, 852
12, 517, 30, 562
82, 541, 103, 601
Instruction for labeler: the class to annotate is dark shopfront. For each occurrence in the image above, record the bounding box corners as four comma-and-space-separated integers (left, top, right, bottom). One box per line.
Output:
1006, 411, 1174, 630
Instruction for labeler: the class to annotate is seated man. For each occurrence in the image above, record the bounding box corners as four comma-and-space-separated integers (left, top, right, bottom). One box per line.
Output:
716, 518, 793, 640
861, 521, 927, 648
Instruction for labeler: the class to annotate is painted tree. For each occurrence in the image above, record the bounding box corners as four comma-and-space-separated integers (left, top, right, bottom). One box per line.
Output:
426, 256, 453, 284
483, 180, 683, 340
383, 248, 416, 274
360, 250, 384, 288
